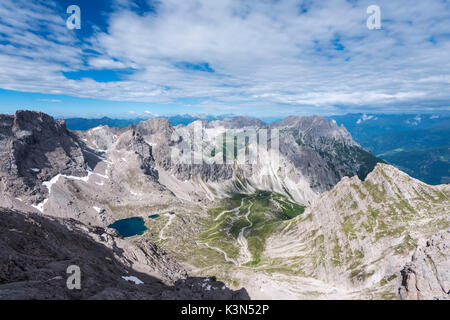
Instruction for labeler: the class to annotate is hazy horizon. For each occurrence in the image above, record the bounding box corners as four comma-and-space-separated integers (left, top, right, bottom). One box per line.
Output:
2, 106, 450, 122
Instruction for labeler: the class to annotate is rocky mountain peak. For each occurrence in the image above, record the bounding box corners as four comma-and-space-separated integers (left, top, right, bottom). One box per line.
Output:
138, 117, 172, 130
209, 116, 265, 129
360, 163, 442, 202
0, 110, 86, 203
366, 162, 410, 181
135, 118, 174, 145
275, 115, 355, 143
12, 110, 64, 131
265, 163, 449, 298
275, 115, 330, 127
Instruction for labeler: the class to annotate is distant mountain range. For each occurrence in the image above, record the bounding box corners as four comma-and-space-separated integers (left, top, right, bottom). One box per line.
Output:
64, 114, 232, 130
63, 112, 450, 185
64, 114, 275, 130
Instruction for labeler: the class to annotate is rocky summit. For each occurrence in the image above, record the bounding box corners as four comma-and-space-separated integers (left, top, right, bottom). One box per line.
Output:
263, 164, 449, 299
0, 111, 86, 204
0, 110, 448, 300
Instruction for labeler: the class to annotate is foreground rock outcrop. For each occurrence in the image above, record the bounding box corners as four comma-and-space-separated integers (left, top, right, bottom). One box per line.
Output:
0, 208, 249, 300
264, 163, 449, 299
0, 111, 87, 204
399, 230, 449, 300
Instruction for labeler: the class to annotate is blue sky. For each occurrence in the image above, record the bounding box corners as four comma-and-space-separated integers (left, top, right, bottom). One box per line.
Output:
0, 0, 449, 118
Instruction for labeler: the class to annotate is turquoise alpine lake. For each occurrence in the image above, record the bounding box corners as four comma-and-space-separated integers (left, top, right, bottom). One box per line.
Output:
108, 217, 147, 238
149, 214, 160, 219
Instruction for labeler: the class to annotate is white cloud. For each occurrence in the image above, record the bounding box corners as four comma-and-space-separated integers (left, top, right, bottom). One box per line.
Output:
87, 57, 130, 70
0, 0, 450, 116
356, 113, 375, 124
143, 110, 159, 117
36, 98, 62, 103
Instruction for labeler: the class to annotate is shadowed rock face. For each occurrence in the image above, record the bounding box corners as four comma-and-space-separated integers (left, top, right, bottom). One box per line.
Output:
0, 208, 250, 300
0, 110, 86, 203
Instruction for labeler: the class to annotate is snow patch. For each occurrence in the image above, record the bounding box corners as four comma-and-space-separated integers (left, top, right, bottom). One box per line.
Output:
34, 171, 93, 213
201, 279, 212, 291
121, 276, 144, 285
32, 199, 48, 213
42, 174, 62, 191
145, 140, 158, 147
95, 173, 109, 179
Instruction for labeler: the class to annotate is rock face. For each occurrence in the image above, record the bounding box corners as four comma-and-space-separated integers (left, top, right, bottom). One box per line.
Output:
399, 230, 449, 300
272, 116, 382, 191
129, 130, 159, 179
0, 208, 249, 300
264, 163, 449, 299
209, 116, 265, 129
0, 110, 86, 204
0, 111, 382, 210
120, 115, 382, 203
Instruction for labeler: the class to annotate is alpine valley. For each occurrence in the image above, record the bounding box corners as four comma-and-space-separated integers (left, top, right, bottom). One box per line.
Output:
0, 110, 448, 300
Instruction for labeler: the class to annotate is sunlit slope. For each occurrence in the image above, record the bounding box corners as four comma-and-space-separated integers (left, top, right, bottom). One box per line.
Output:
265, 163, 449, 297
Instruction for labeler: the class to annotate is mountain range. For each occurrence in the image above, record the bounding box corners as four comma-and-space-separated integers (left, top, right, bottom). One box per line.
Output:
63, 112, 450, 186
0, 110, 448, 300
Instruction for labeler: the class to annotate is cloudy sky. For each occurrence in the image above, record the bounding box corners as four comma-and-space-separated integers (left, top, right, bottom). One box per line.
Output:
0, 0, 449, 118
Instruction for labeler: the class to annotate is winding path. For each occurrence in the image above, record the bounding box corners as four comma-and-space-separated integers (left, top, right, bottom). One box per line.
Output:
237, 201, 254, 266
159, 213, 176, 240
201, 197, 255, 266
200, 242, 239, 265
214, 198, 245, 221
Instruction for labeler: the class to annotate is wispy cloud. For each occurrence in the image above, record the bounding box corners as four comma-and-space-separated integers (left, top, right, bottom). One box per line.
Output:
0, 0, 450, 116
36, 98, 62, 103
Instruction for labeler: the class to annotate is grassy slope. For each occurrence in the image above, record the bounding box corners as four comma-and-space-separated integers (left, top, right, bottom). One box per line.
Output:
200, 191, 306, 266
